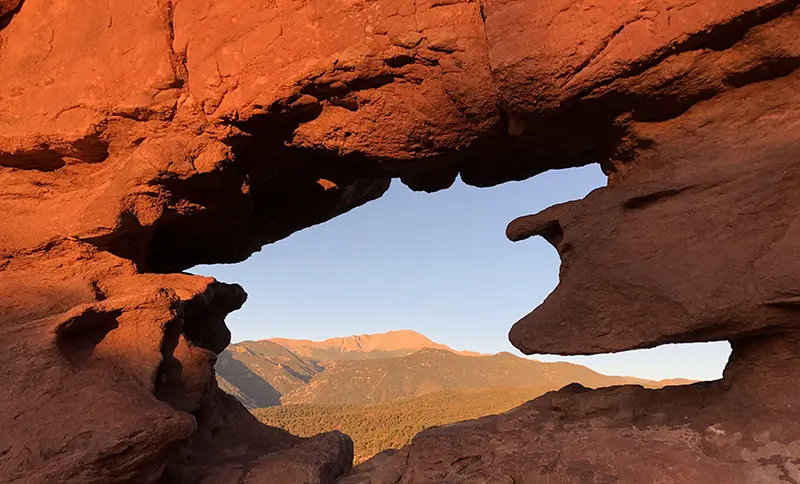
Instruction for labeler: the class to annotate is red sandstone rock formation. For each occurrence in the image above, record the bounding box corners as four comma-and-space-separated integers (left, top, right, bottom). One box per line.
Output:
0, 0, 798, 482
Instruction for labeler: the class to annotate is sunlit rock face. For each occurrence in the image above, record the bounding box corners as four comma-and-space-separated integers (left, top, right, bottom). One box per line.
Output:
1, 0, 798, 482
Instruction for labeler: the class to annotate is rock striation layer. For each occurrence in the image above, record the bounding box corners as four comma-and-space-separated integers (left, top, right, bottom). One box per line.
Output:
1, 0, 798, 482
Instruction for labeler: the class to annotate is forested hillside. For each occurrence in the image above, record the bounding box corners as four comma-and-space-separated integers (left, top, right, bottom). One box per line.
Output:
254, 387, 548, 462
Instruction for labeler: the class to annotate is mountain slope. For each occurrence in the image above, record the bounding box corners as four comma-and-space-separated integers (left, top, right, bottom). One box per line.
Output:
215, 339, 322, 408
280, 348, 661, 405
216, 331, 689, 409
216, 374, 259, 409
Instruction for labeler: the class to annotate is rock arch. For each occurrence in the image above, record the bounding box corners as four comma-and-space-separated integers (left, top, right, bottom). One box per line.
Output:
0, 0, 798, 482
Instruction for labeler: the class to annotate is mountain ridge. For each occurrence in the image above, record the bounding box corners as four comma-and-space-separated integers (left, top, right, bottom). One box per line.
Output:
279, 347, 663, 405
266, 329, 487, 359
215, 330, 692, 409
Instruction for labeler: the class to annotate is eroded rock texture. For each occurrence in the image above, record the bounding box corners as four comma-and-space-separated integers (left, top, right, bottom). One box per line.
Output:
1, 0, 798, 482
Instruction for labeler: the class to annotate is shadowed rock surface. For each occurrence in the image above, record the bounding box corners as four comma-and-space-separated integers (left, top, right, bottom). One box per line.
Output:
0, 0, 798, 482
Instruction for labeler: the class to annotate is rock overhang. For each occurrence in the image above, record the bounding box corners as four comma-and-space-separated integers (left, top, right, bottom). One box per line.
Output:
1, 0, 799, 482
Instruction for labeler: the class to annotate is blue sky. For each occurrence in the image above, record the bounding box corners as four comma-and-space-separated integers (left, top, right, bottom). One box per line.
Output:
193, 165, 731, 381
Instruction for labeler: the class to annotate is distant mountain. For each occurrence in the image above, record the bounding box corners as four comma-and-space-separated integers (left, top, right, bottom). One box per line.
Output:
656, 378, 697, 386
268, 330, 485, 361
279, 348, 661, 405
215, 331, 679, 409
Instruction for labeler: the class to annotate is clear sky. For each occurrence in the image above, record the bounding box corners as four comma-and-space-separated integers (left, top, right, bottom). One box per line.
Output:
193, 164, 731, 382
